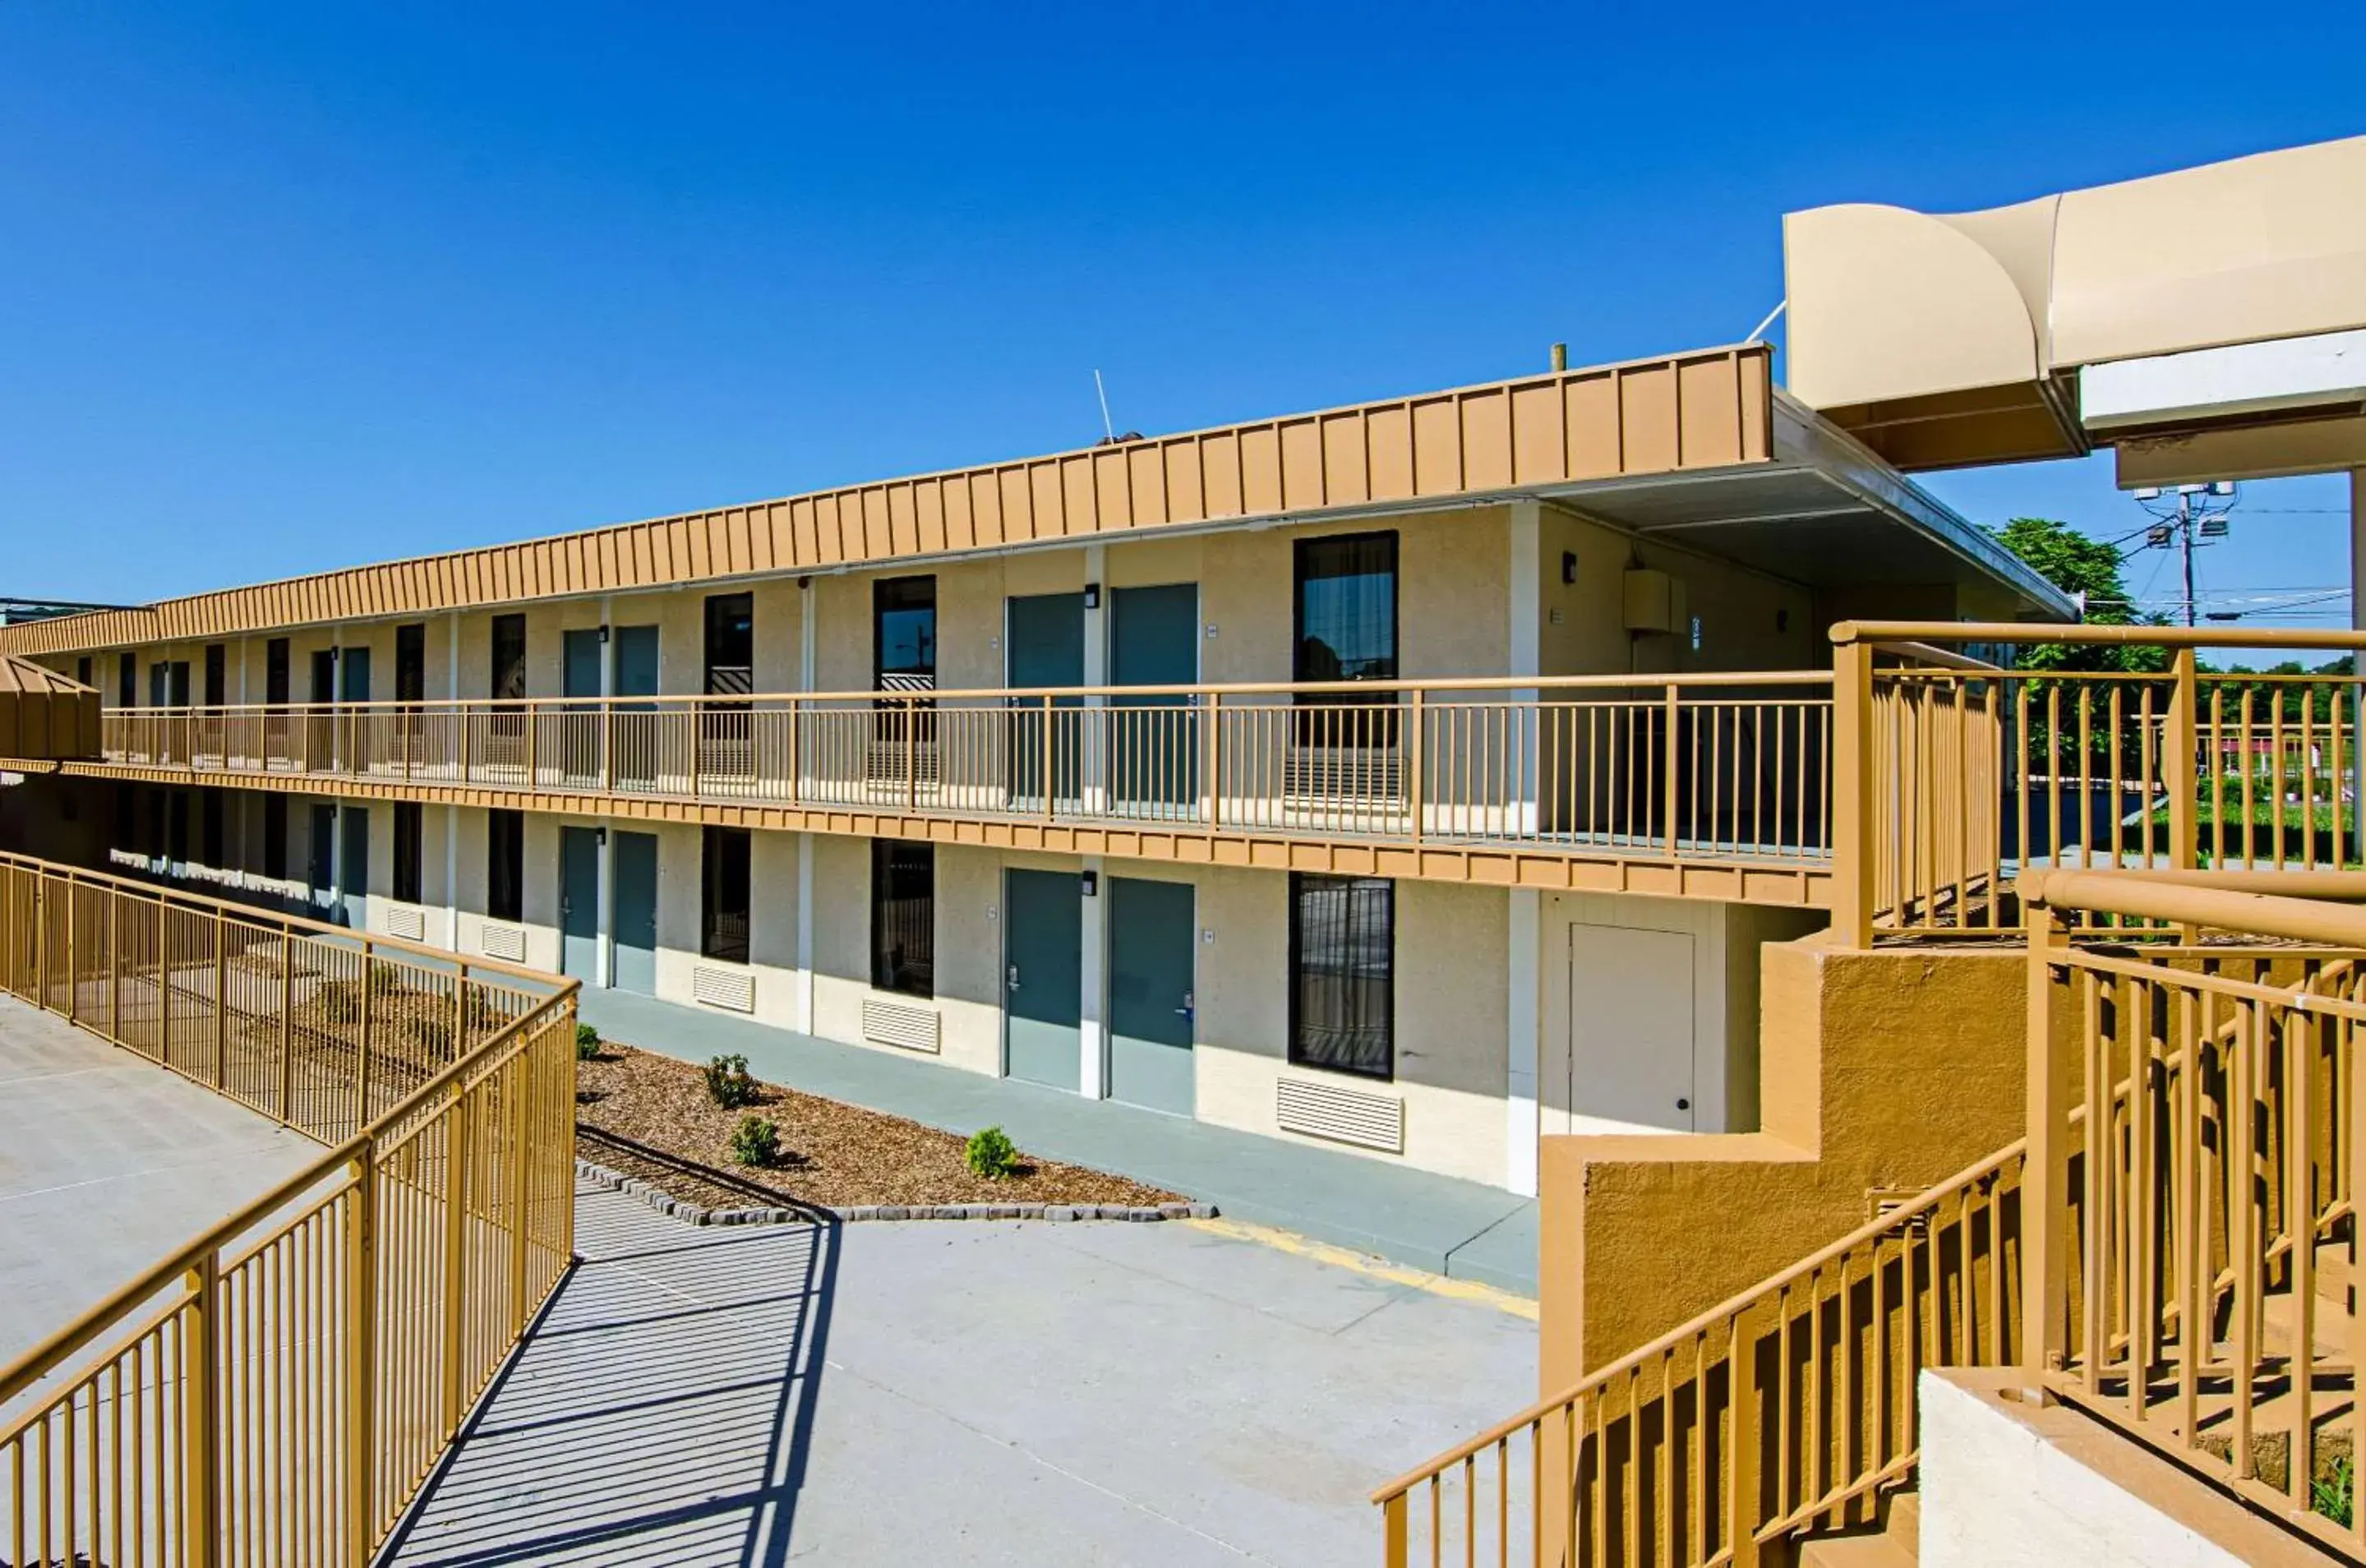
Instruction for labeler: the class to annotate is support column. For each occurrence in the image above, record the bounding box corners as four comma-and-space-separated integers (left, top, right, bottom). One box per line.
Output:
1079, 855, 1106, 1100
1506, 888, 1541, 1197
597, 595, 616, 989
797, 577, 819, 1033
446, 613, 462, 952
1083, 544, 1109, 815
2352, 469, 2364, 867
1509, 501, 1542, 837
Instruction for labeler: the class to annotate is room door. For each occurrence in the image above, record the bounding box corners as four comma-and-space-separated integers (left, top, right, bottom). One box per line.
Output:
614, 625, 661, 789
1566, 923, 1695, 1132
611, 831, 659, 995
339, 805, 370, 931
560, 826, 601, 980
1107, 876, 1196, 1114
1110, 584, 1199, 814
1003, 867, 1082, 1091
1005, 593, 1084, 811
562, 629, 604, 785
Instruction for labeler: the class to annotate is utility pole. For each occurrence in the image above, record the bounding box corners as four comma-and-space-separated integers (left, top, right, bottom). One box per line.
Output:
2179, 490, 2198, 628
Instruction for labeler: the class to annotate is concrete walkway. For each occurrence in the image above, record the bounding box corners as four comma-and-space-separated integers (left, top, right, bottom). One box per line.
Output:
384, 1182, 1535, 1566
0, 994, 321, 1372
577, 988, 1539, 1295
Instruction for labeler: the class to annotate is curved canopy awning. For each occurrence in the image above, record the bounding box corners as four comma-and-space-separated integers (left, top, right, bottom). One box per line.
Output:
1785, 135, 2366, 475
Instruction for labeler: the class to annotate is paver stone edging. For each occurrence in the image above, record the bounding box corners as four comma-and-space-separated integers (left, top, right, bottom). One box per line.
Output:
576, 1156, 1217, 1228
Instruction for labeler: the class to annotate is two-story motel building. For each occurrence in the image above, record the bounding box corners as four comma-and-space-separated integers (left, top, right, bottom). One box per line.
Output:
0, 343, 2069, 1192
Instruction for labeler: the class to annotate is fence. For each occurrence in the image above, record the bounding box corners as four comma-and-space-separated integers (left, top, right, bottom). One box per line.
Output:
99, 671, 1835, 865
0, 853, 579, 1567
1833, 624, 2366, 943
1371, 1141, 2023, 1566
2024, 869, 2366, 1557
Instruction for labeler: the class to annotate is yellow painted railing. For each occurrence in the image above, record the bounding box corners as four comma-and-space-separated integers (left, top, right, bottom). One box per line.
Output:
1833, 622, 2366, 943
0, 853, 579, 1567
2024, 869, 2366, 1557
1372, 1140, 2024, 1566
98, 672, 1835, 867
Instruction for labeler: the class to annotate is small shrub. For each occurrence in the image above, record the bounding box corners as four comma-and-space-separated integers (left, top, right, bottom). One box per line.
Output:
314, 979, 363, 1027
705, 1053, 758, 1109
574, 1022, 601, 1061
730, 1115, 781, 1168
965, 1124, 1018, 1182
2317, 1455, 2353, 1528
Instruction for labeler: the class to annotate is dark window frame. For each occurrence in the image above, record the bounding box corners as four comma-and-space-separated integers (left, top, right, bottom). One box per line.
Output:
1285, 872, 1395, 1081
118, 653, 136, 709
872, 576, 938, 689
392, 801, 423, 904
487, 809, 525, 924
703, 592, 754, 697
1292, 530, 1400, 690
203, 644, 226, 708
491, 614, 528, 701
700, 826, 752, 964
265, 639, 290, 708
262, 794, 288, 880
201, 791, 224, 866
395, 624, 427, 705
869, 840, 934, 998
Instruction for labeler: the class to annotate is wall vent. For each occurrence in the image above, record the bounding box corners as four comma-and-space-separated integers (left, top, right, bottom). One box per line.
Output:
1275, 1077, 1404, 1153
385, 904, 427, 942
479, 923, 527, 963
862, 998, 941, 1054
694, 964, 757, 1013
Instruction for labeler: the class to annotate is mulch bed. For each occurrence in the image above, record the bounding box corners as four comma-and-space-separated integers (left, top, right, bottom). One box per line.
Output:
574, 1040, 1183, 1213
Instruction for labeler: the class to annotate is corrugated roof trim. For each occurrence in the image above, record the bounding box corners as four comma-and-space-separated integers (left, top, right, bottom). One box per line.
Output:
0, 344, 1773, 655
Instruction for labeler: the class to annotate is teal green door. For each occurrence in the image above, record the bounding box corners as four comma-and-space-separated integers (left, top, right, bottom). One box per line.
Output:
338, 806, 369, 930
611, 831, 658, 994
560, 827, 600, 980
613, 625, 661, 788
1003, 868, 1082, 1091
1111, 583, 1199, 814
1006, 593, 1084, 811
1108, 876, 1196, 1114
561, 630, 603, 783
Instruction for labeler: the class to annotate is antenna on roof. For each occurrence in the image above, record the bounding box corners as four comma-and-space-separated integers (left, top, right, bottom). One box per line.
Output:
1092, 370, 1116, 443
1746, 299, 1787, 344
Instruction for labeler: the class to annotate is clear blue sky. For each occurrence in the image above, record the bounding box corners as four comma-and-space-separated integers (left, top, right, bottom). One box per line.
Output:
2, 2, 2358, 620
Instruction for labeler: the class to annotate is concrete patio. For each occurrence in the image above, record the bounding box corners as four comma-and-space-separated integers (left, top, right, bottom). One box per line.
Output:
383, 1181, 1536, 1566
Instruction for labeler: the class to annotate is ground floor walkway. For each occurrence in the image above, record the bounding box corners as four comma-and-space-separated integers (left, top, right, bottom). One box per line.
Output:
384, 1181, 1535, 1566
577, 986, 1540, 1295
0, 993, 319, 1373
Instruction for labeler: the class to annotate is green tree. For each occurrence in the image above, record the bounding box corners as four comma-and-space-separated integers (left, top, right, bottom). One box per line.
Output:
1990, 516, 2166, 676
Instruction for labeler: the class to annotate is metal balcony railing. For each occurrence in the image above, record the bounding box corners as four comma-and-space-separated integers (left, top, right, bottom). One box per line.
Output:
0, 853, 580, 1566
97, 673, 1838, 869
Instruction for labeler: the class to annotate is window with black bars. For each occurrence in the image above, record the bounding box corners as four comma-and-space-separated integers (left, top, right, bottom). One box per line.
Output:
702, 827, 752, 963
487, 809, 525, 923
393, 802, 423, 904
869, 840, 934, 998
1287, 873, 1394, 1080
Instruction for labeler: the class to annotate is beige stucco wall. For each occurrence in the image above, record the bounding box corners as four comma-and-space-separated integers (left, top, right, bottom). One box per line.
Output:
1537, 505, 1818, 678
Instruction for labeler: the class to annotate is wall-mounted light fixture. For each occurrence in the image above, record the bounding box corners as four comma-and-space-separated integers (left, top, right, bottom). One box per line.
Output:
1082, 583, 1101, 610
1561, 551, 1578, 586
597, 625, 611, 643
1080, 870, 1099, 897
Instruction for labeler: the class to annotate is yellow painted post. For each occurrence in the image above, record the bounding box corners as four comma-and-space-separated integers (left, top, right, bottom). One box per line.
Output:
1663, 684, 1682, 856
1406, 688, 1425, 844
509, 1045, 531, 1318
109, 890, 120, 1040
211, 912, 226, 1090
344, 1151, 377, 1565
526, 703, 540, 791
2166, 649, 2198, 870
63, 877, 76, 1024
357, 942, 373, 1128
1040, 694, 1055, 820
2023, 899, 2069, 1390
1204, 692, 1222, 833
1728, 1309, 1763, 1567
1830, 638, 1875, 948
441, 1090, 471, 1433
1379, 1492, 1407, 1567
906, 696, 919, 811
278, 927, 295, 1123
159, 893, 171, 1068
786, 695, 801, 805
182, 1251, 222, 1568
31, 875, 43, 1012
602, 699, 616, 794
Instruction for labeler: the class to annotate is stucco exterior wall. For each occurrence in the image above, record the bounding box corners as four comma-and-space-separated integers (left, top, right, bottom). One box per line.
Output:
1540, 939, 2028, 1391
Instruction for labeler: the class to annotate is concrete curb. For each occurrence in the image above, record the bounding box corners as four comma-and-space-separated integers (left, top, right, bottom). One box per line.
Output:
575, 1157, 1217, 1228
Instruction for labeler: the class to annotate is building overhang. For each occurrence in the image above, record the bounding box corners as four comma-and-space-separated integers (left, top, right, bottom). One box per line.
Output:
1784, 135, 2366, 476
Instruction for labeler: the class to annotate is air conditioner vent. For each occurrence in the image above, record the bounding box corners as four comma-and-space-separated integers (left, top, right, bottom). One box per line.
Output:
693, 964, 756, 1013
480, 922, 527, 962
862, 998, 940, 1053
385, 904, 427, 942
1275, 1077, 1404, 1153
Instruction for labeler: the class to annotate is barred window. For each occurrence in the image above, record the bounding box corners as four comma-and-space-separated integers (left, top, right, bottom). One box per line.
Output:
487, 809, 525, 923
702, 827, 751, 964
1287, 873, 1394, 1080
870, 840, 934, 998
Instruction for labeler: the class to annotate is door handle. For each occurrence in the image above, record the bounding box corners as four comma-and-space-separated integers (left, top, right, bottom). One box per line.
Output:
1007, 965, 1022, 993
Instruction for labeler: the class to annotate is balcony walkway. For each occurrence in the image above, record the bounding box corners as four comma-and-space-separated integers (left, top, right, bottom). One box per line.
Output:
383, 1178, 1537, 1566
578, 985, 1542, 1295
0, 993, 319, 1373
